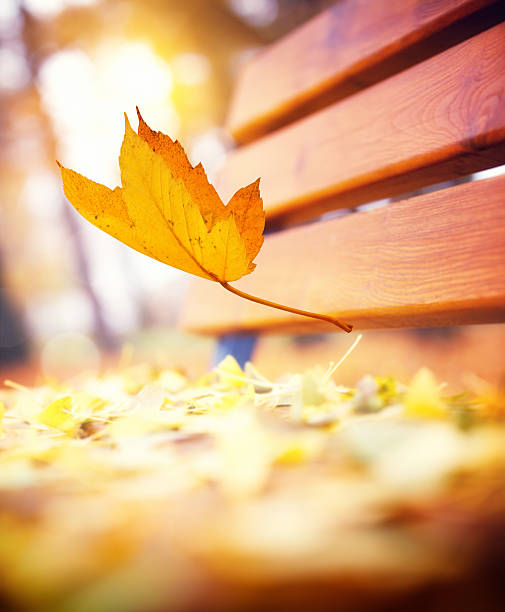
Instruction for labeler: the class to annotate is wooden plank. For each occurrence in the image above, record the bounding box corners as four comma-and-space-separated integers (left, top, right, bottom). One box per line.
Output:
180, 175, 505, 334
227, 0, 499, 143
217, 23, 505, 227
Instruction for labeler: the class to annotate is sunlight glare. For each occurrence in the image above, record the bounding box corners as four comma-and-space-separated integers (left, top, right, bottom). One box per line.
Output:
171, 53, 211, 86
38, 41, 178, 186
97, 40, 173, 103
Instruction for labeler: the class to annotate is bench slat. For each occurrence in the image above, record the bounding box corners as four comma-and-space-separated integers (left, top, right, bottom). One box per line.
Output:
181, 175, 505, 334
227, 0, 498, 143
217, 23, 505, 226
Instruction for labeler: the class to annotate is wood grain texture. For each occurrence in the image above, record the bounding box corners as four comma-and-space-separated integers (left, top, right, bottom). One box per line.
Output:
227, 0, 498, 143
217, 23, 505, 227
180, 176, 505, 334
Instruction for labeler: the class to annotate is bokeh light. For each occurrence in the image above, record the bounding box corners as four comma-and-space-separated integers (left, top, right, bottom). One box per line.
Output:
189, 128, 231, 182
26, 288, 95, 340
171, 52, 211, 86
23, 0, 98, 19
229, 0, 278, 27
0, 44, 30, 92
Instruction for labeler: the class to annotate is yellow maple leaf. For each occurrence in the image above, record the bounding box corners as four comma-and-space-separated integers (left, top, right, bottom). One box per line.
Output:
59, 112, 263, 282
59, 110, 351, 331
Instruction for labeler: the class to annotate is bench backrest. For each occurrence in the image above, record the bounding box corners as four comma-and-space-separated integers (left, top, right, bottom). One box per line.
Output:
181, 0, 505, 335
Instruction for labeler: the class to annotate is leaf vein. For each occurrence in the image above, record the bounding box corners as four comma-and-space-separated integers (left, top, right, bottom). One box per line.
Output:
147, 154, 212, 279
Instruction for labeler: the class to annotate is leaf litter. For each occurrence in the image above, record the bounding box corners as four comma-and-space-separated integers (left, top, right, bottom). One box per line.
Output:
0, 340, 505, 610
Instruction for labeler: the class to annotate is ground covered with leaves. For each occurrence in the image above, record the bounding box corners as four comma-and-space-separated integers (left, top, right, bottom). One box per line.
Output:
1, 357, 505, 611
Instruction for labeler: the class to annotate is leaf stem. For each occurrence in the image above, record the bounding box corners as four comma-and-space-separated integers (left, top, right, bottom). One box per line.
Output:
219, 282, 353, 333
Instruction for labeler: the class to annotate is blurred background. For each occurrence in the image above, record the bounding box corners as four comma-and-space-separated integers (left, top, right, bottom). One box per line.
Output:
0, 0, 504, 387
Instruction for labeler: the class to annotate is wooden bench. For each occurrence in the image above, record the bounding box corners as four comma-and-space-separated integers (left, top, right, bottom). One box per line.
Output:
180, 0, 505, 354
